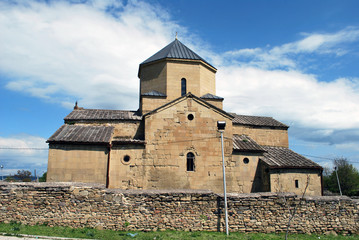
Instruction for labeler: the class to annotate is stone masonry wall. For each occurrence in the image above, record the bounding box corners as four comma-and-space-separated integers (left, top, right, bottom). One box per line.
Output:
47, 145, 108, 184
0, 183, 358, 234
233, 125, 289, 148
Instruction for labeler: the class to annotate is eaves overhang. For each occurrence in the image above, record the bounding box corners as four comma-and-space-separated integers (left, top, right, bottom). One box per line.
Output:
138, 58, 217, 78
267, 165, 324, 170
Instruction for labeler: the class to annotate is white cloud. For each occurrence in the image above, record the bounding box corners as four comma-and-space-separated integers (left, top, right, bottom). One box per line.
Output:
0, 0, 182, 110
223, 27, 359, 69
274, 27, 359, 55
225, 48, 262, 57
0, 135, 48, 175
336, 142, 359, 151
217, 67, 359, 130
0, 135, 47, 151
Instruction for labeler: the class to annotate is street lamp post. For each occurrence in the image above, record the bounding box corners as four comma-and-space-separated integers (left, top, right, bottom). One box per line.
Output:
217, 121, 229, 236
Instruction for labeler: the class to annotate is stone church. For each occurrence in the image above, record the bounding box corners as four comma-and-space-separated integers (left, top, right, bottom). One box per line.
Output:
47, 39, 323, 196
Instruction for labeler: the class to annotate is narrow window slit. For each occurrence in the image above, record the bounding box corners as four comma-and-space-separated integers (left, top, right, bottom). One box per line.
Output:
181, 78, 186, 96
187, 152, 195, 171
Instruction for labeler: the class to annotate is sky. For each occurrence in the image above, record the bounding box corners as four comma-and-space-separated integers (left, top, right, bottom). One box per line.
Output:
1, 0, 359, 176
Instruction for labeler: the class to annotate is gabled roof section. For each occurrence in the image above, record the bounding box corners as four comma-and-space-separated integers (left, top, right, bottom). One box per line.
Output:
140, 39, 216, 70
201, 93, 224, 100
143, 92, 233, 120
47, 125, 113, 144
231, 113, 288, 129
141, 90, 166, 97
261, 146, 322, 169
64, 109, 142, 123
233, 135, 265, 152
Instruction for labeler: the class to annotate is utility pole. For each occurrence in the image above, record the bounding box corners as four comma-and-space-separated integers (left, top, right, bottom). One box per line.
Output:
334, 167, 342, 196
217, 121, 229, 236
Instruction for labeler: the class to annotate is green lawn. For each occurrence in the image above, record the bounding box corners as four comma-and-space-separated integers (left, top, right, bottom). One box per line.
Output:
0, 222, 357, 240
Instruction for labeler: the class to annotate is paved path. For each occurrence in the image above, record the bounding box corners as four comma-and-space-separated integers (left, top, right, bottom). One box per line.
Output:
0, 236, 43, 240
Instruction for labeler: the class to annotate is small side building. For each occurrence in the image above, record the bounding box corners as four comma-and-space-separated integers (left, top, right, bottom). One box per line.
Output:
47, 39, 323, 195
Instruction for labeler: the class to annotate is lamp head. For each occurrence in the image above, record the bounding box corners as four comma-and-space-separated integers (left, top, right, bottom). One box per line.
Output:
217, 121, 226, 131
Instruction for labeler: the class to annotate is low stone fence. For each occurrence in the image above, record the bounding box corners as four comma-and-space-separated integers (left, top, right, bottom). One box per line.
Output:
0, 182, 358, 234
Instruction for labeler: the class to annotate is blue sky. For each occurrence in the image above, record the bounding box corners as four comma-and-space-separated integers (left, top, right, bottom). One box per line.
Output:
1, 0, 359, 176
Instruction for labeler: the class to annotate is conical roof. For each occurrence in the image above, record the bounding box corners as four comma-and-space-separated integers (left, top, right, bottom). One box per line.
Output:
141, 39, 216, 69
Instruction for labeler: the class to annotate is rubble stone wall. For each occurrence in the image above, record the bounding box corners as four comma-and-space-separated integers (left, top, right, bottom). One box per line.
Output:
0, 183, 358, 234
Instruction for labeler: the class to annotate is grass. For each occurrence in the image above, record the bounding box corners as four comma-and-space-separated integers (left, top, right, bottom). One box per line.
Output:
0, 222, 358, 240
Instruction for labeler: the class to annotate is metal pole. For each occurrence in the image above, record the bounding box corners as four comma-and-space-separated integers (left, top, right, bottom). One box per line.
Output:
220, 131, 229, 235
334, 167, 342, 196
0, 165, 3, 181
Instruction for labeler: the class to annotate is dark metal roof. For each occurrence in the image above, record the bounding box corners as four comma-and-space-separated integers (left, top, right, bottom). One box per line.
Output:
64, 109, 142, 122
261, 146, 322, 169
233, 134, 265, 152
47, 125, 114, 144
141, 39, 216, 69
231, 113, 288, 129
201, 93, 224, 100
141, 90, 166, 97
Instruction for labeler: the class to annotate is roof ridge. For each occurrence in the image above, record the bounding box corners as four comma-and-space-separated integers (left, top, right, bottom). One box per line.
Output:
262, 145, 287, 149
73, 108, 138, 112
231, 112, 275, 118
64, 108, 142, 121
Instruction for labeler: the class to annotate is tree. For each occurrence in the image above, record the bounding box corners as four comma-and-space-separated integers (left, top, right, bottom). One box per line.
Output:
14, 170, 32, 182
39, 172, 47, 182
323, 158, 359, 196
5, 176, 16, 182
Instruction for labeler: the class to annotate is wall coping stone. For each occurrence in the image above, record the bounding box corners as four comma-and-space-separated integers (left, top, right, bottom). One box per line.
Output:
106, 188, 214, 195
0, 182, 358, 203
0, 182, 105, 189
304, 195, 354, 202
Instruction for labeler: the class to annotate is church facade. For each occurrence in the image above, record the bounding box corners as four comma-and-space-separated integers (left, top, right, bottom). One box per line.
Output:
47, 39, 323, 196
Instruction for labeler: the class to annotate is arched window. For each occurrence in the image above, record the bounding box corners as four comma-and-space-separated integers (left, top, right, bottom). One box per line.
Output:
181, 78, 187, 96
186, 152, 195, 171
